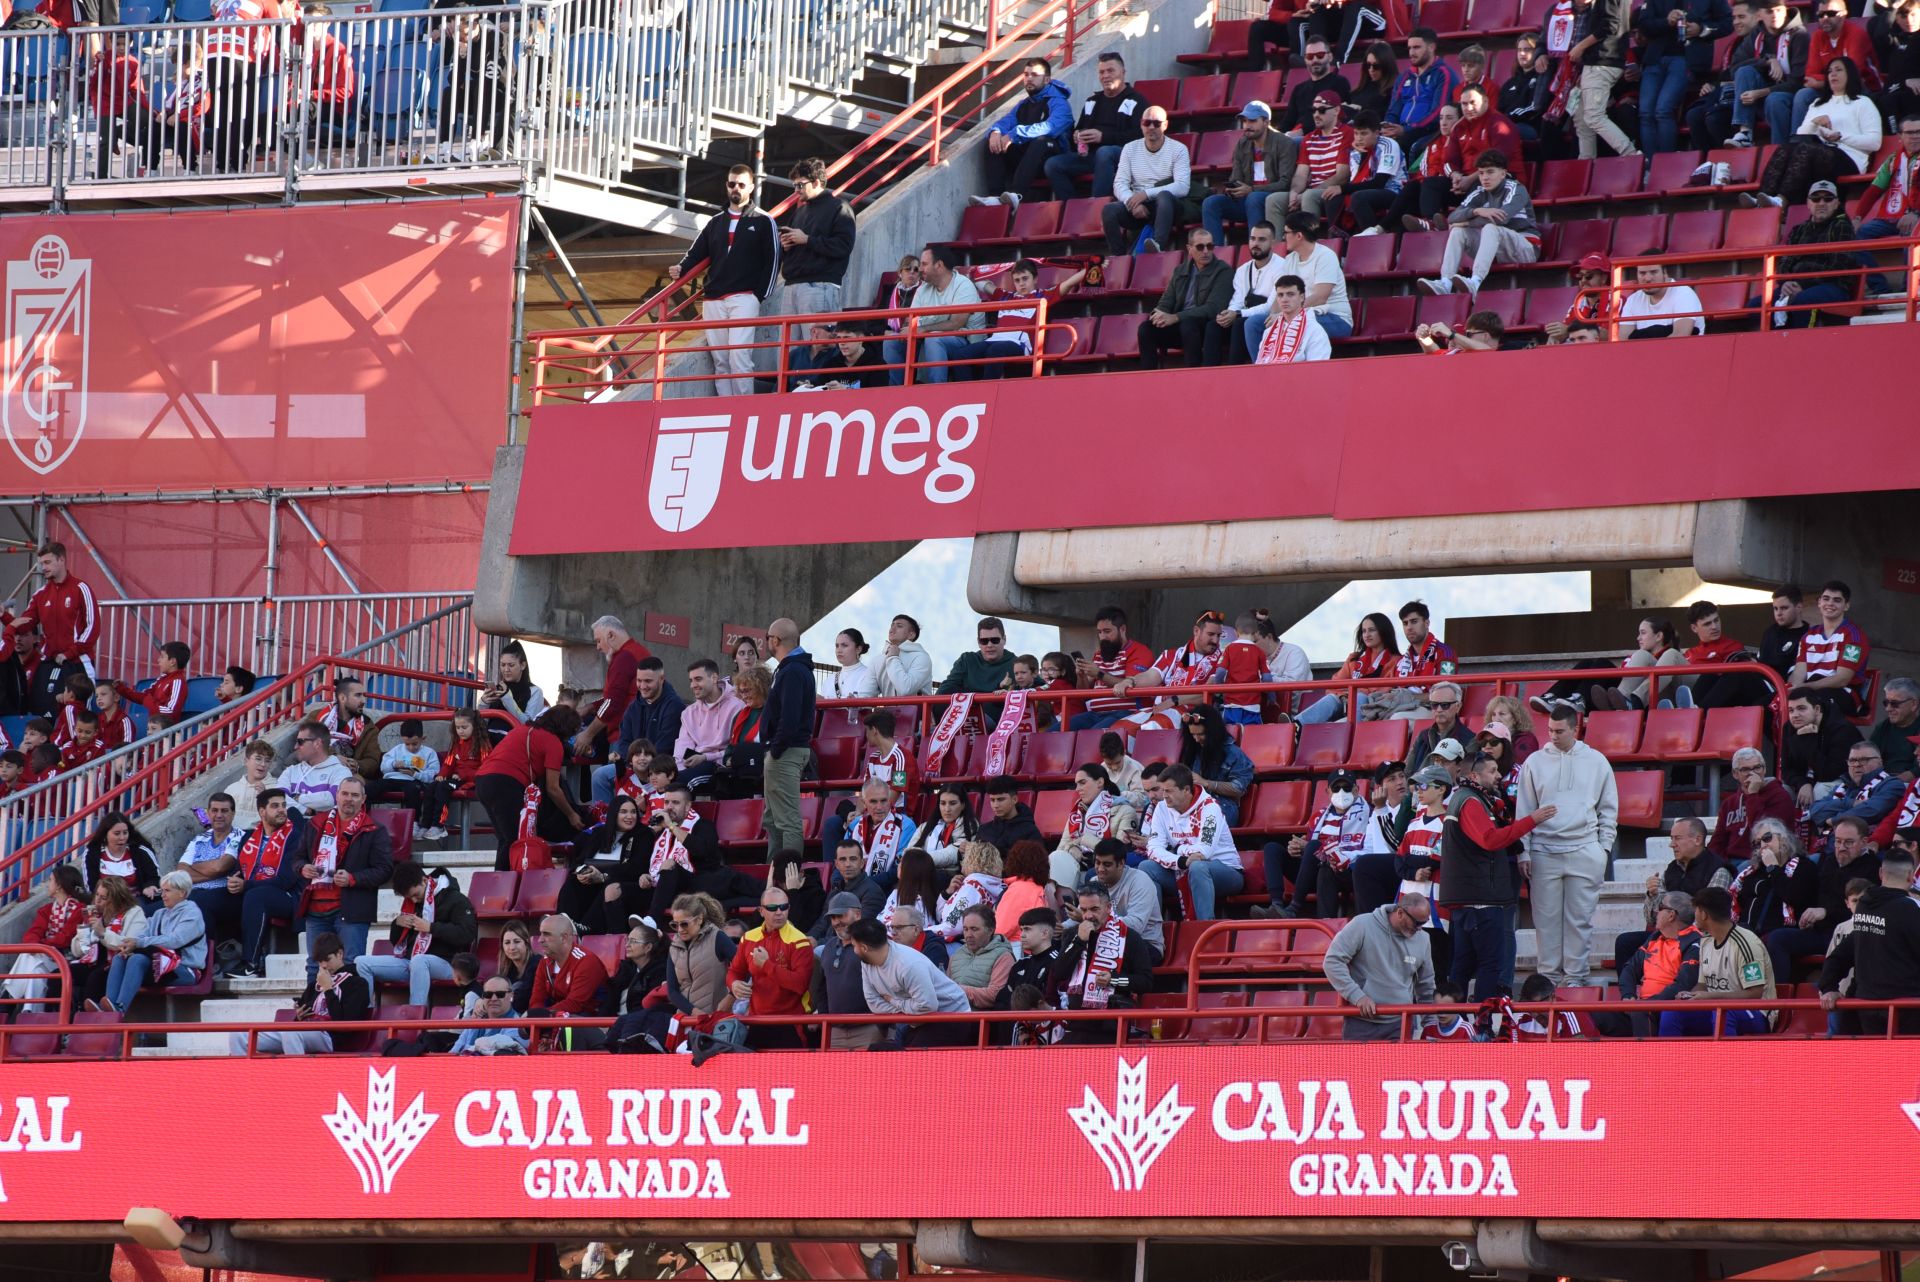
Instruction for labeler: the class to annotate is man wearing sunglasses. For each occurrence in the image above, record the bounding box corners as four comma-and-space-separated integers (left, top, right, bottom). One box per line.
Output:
1759, 179, 1859, 328
451, 977, 528, 1056
725, 890, 816, 1049
936, 617, 1017, 695
1137, 228, 1232, 369
668, 164, 779, 398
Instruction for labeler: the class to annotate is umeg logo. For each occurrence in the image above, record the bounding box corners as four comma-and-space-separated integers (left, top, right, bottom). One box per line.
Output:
1069, 1058, 1194, 1193
644, 402, 987, 535
324, 1067, 439, 1194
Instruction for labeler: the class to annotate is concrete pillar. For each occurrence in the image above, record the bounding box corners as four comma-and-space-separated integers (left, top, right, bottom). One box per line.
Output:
475, 445, 915, 680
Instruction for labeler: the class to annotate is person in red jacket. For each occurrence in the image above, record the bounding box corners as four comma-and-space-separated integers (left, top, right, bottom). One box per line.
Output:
118, 641, 190, 730
571, 616, 652, 760
528, 912, 609, 1016
1445, 83, 1525, 176
726, 888, 817, 1048
1708, 747, 1799, 864
85, 29, 144, 180
2, 864, 87, 1011
300, 3, 357, 148
9, 542, 98, 694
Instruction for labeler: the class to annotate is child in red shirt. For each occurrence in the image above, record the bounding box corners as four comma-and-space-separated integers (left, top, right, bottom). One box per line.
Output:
118, 640, 190, 730
86, 30, 144, 180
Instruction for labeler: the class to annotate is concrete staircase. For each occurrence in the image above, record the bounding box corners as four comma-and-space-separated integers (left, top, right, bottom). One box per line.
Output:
150, 846, 498, 1057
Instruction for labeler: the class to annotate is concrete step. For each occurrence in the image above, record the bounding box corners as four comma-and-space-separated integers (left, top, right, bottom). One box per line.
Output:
169, 994, 299, 1053
1513, 927, 1626, 977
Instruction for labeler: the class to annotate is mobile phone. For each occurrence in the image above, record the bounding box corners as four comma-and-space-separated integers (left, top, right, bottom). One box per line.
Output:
193, 807, 211, 827
1071, 651, 1084, 660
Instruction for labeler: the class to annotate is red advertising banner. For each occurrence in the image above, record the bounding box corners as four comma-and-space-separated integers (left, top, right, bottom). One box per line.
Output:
513, 323, 1920, 556
0, 200, 517, 496
3, 1043, 1919, 1222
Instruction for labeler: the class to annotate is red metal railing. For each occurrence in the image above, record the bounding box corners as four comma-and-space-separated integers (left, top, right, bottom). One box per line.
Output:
0, 658, 487, 900
0, 943, 73, 1026
532, 296, 1077, 401
1601, 234, 1920, 337
541, 0, 1106, 377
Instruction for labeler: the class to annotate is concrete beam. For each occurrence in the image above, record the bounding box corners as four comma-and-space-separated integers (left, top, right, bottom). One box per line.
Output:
917, 1220, 1133, 1281
1005, 504, 1699, 588
1474, 1221, 1793, 1282
475, 444, 915, 676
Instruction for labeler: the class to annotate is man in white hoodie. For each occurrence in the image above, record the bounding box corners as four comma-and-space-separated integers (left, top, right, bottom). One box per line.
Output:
877, 613, 933, 697
1517, 704, 1620, 986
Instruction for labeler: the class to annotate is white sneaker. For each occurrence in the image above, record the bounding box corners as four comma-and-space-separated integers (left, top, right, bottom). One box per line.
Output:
1002, 191, 1023, 210
1727, 128, 1754, 148
418, 826, 446, 841
1415, 276, 1451, 295
1453, 274, 1479, 298
1354, 225, 1385, 236
967, 194, 1002, 207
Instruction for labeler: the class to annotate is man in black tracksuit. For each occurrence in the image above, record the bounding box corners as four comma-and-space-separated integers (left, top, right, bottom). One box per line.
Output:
774, 156, 858, 382
671, 165, 780, 397
1820, 850, 1920, 1035
1044, 50, 1148, 200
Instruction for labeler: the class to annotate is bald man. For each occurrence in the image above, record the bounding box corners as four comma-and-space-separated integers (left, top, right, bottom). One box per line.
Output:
761, 618, 817, 862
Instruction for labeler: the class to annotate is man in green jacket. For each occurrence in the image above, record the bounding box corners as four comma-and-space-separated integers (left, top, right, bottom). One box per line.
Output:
1137, 228, 1233, 368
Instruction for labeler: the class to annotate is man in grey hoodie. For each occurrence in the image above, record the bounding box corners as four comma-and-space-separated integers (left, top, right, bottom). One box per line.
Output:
1417, 151, 1540, 302
1322, 893, 1437, 1041
1517, 703, 1621, 986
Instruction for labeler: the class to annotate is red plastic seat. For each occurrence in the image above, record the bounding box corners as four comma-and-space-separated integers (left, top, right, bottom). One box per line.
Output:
1135, 78, 1180, 110
1533, 159, 1593, 204
1517, 0, 1553, 27
947, 203, 1009, 249
1643, 149, 1705, 196
1128, 250, 1180, 298
1302, 989, 1347, 1039
6, 1012, 62, 1058
929, 736, 991, 786
1666, 208, 1725, 254
1248, 988, 1311, 1039
1295, 722, 1351, 771
1549, 218, 1611, 263
714, 799, 765, 849
1466, 0, 1520, 31
1242, 779, 1313, 834
1395, 229, 1448, 277
1070, 727, 1110, 765
1634, 707, 1703, 761
1582, 709, 1643, 757
1193, 129, 1239, 172
1094, 313, 1143, 361
1031, 788, 1077, 840
1614, 770, 1666, 829
1049, 314, 1097, 362
1346, 719, 1408, 771
1021, 730, 1079, 784
62, 1009, 125, 1059
1610, 213, 1668, 256
1706, 146, 1759, 186
1473, 288, 1526, 330
468, 870, 520, 920
1058, 196, 1107, 240
1177, 19, 1253, 67
1421, 0, 1466, 30
1130, 727, 1181, 765
1086, 255, 1131, 295
1522, 285, 1579, 326
1356, 294, 1416, 339
1414, 292, 1469, 329
1588, 154, 1645, 200
1693, 705, 1766, 760
1238, 722, 1297, 774
1229, 70, 1283, 109
1342, 230, 1398, 279
511, 867, 567, 917
581, 932, 625, 977
371, 807, 415, 868
987, 199, 1064, 244
375, 1003, 428, 1043
1723, 204, 1784, 248
1177, 75, 1232, 116
1693, 278, 1751, 319
1184, 991, 1251, 1042
810, 737, 863, 788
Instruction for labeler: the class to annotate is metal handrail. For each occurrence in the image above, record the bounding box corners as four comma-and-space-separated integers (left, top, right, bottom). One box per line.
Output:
0, 943, 73, 1027
1603, 234, 1920, 335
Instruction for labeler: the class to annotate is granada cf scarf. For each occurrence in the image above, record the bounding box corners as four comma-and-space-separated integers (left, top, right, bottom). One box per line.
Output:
984, 691, 1028, 776
1068, 914, 1129, 1010
922, 694, 972, 772
650, 811, 702, 879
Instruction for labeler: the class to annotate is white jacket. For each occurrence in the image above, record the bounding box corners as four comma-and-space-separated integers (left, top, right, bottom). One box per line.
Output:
878, 641, 933, 697
1517, 739, 1619, 857
1144, 791, 1242, 871
1796, 93, 1882, 172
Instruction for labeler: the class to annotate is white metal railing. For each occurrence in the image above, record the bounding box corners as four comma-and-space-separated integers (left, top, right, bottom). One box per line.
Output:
0, 0, 985, 206
93, 592, 486, 684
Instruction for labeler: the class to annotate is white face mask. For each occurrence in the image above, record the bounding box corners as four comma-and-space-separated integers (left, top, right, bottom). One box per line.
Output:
1329, 790, 1356, 812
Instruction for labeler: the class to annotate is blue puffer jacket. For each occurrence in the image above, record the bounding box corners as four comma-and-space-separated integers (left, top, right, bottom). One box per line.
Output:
991, 79, 1074, 144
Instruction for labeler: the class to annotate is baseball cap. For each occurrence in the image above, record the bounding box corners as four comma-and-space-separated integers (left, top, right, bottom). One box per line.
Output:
1807, 179, 1839, 198
1312, 89, 1344, 109
1237, 100, 1272, 121
1479, 720, 1513, 742
1430, 738, 1467, 762
1412, 766, 1454, 790
826, 892, 863, 915
1577, 252, 1612, 273
627, 914, 658, 931
1327, 768, 1358, 791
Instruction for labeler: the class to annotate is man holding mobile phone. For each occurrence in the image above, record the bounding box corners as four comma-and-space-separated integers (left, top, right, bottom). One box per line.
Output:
1211, 219, 1286, 364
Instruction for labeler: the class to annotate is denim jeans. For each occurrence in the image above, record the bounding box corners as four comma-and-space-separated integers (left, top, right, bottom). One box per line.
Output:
590, 762, 619, 807
1068, 709, 1129, 731
896, 335, 971, 384
1045, 145, 1123, 201
1137, 858, 1244, 920
1201, 190, 1273, 246
1658, 1007, 1769, 1036
776, 281, 842, 376
1297, 689, 1369, 723
355, 952, 454, 1006
298, 912, 370, 985
1449, 904, 1514, 1001
1638, 55, 1690, 154
105, 953, 201, 1011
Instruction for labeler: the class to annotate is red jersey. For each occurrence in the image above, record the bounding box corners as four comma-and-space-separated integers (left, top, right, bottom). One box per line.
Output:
204, 0, 283, 61
592, 638, 654, 730
91, 705, 137, 751
865, 739, 919, 796
1220, 639, 1269, 713
306, 31, 355, 106
1797, 619, 1870, 705
1567, 287, 1617, 327
1302, 125, 1355, 185
58, 739, 106, 771
1395, 634, 1457, 683
1085, 639, 1155, 714
438, 735, 489, 782
18, 574, 98, 662
87, 52, 143, 115
1396, 809, 1447, 867
529, 944, 609, 1015
1150, 643, 1224, 690
1684, 638, 1744, 665
125, 671, 187, 720
52, 704, 79, 750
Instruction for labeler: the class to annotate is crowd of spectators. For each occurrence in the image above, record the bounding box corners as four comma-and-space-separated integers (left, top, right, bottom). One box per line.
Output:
8, 571, 1915, 1050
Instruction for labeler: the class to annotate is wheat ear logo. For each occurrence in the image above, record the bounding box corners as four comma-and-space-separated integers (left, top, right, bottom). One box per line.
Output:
323, 1067, 439, 1194
1068, 1057, 1194, 1192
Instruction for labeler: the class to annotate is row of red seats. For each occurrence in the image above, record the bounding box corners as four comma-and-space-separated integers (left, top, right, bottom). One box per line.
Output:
1178, 1, 1547, 72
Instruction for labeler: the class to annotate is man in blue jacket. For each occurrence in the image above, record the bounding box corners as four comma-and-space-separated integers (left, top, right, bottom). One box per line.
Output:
972, 58, 1075, 210
1383, 28, 1461, 154
593, 656, 687, 805
761, 618, 817, 863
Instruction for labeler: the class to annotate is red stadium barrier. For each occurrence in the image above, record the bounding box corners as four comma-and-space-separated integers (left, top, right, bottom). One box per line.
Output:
0, 943, 72, 1025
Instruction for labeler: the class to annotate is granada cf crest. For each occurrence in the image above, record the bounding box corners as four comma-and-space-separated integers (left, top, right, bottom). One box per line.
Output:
4, 235, 91, 476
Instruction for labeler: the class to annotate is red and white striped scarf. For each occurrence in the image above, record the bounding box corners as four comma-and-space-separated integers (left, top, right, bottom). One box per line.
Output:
1730, 857, 1799, 929
1256, 311, 1311, 363
650, 811, 702, 879
1068, 914, 1129, 1010
922, 694, 972, 772
984, 691, 1028, 776
857, 810, 907, 876
1065, 790, 1116, 848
